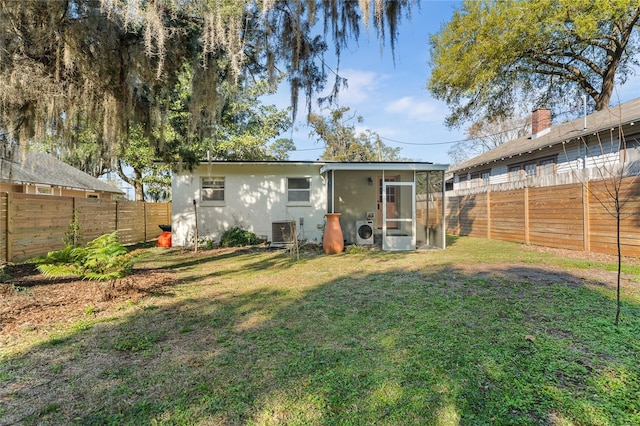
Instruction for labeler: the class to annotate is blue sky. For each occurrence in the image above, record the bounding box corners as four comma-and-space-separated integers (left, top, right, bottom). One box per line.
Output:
265, 1, 640, 165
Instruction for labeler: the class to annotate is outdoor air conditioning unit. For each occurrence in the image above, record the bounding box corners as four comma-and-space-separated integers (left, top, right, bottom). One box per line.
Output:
271, 221, 296, 247
356, 220, 374, 245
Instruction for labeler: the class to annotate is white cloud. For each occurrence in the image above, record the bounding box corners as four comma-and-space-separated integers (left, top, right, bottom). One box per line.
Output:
385, 96, 444, 122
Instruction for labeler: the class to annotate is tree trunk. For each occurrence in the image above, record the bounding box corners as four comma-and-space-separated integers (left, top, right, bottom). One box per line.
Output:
615, 205, 621, 327
133, 169, 144, 201
116, 161, 145, 201
597, 11, 640, 112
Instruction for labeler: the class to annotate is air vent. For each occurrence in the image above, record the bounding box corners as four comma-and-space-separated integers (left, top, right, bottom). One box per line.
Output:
271, 221, 296, 246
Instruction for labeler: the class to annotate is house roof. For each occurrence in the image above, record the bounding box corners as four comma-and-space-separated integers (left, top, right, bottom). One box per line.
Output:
0, 149, 124, 194
320, 161, 449, 173
197, 160, 450, 172
200, 160, 326, 166
449, 97, 640, 173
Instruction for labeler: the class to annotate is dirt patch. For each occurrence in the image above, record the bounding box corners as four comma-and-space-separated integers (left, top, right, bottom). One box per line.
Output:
0, 263, 175, 345
523, 244, 640, 266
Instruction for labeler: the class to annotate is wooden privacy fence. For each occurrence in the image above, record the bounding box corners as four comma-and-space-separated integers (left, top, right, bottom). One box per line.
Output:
446, 177, 640, 257
0, 192, 171, 263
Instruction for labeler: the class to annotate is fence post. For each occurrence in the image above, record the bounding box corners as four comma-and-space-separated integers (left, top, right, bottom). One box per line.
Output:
115, 200, 120, 237
456, 195, 461, 235
583, 182, 590, 253
486, 189, 491, 240
143, 202, 147, 242
72, 197, 77, 246
6, 192, 13, 262
167, 202, 171, 229
524, 187, 530, 244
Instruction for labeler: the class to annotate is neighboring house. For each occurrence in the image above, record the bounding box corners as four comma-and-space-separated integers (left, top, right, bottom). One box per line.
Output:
171, 161, 449, 251
0, 146, 124, 199
448, 97, 640, 193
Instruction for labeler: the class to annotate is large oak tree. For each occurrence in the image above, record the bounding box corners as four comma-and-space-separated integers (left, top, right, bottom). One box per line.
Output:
428, 0, 640, 129
0, 0, 413, 172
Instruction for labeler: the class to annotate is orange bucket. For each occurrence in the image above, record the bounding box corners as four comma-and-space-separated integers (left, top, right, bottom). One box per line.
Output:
158, 231, 172, 247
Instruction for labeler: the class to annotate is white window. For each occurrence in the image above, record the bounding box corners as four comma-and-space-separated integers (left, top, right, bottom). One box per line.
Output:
457, 173, 469, 189
287, 177, 311, 203
524, 162, 537, 178
508, 156, 556, 181
538, 158, 556, 176
470, 170, 490, 187
36, 185, 52, 195
624, 140, 640, 174
202, 177, 225, 202
508, 165, 523, 181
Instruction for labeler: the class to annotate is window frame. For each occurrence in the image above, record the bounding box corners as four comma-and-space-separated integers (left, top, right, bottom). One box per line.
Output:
508, 156, 557, 181
538, 157, 557, 176
287, 176, 311, 205
35, 185, 53, 195
201, 176, 225, 203
470, 169, 491, 187
456, 173, 469, 189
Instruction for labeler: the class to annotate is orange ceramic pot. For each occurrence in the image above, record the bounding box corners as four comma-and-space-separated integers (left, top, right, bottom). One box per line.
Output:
323, 213, 344, 254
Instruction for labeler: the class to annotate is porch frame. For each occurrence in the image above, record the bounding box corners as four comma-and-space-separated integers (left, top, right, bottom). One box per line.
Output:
320, 162, 449, 250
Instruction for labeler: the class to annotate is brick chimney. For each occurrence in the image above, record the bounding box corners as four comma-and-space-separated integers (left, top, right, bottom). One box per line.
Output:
531, 108, 551, 138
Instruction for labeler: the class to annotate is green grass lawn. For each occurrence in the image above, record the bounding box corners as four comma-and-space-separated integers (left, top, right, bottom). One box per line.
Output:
2, 237, 639, 425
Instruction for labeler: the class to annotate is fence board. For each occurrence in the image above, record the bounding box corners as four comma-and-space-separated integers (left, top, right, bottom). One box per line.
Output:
0, 192, 170, 263
0, 193, 7, 262
489, 190, 526, 243
117, 201, 146, 244
527, 184, 585, 250
446, 196, 460, 235
445, 176, 640, 258
459, 194, 488, 237
75, 198, 117, 244
146, 203, 170, 240
588, 179, 640, 257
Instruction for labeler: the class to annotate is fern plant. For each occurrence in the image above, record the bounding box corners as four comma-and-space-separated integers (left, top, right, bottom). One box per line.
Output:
37, 232, 143, 300
81, 232, 132, 280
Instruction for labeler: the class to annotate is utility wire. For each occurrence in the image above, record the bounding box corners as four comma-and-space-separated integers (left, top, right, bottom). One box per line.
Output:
375, 106, 588, 147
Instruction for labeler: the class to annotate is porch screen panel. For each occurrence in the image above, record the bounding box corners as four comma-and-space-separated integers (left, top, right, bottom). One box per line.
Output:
385, 185, 413, 237
416, 171, 445, 248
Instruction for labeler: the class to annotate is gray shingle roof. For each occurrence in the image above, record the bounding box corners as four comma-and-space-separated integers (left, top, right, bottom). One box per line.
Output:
0, 149, 124, 194
449, 97, 640, 172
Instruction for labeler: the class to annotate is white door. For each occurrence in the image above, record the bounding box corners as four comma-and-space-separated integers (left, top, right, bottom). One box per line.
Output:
382, 181, 415, 250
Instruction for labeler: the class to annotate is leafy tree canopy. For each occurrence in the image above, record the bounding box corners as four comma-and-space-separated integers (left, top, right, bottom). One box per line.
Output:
308, 106, 406, 162
428, 0, 640, 128
0, 0, 413, 167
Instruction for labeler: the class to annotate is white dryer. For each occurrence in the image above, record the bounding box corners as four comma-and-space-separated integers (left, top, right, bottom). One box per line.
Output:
356, 220, 374, 245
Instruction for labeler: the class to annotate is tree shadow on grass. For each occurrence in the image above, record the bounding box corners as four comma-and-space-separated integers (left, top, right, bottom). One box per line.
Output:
1, 255, 639, 425
161, 246, 320, 275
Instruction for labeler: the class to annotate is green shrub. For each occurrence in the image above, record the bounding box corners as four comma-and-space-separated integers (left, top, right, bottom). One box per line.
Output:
63, 214, 81, 247
36, 232, 144, 300
219, 227, 259, 248
345, 244, 370, 254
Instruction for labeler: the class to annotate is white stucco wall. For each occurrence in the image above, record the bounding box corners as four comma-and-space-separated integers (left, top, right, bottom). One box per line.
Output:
171, 163, 327, 247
